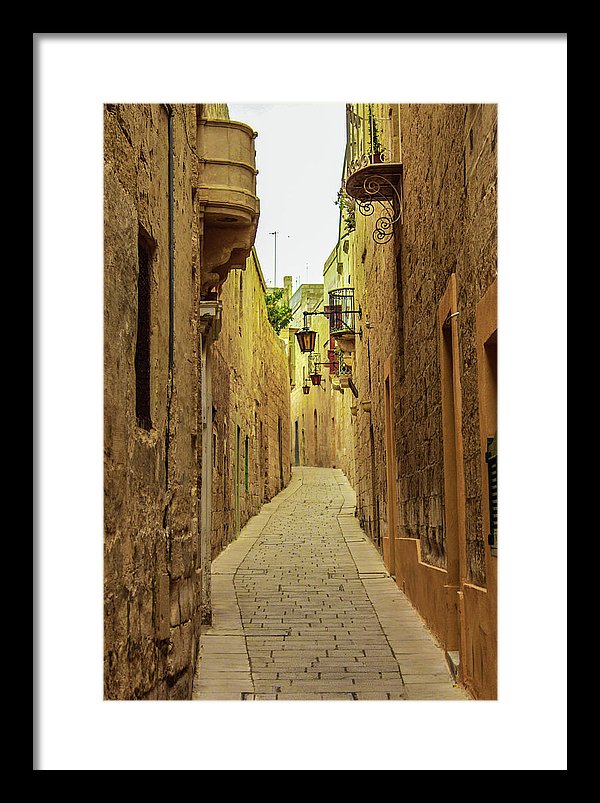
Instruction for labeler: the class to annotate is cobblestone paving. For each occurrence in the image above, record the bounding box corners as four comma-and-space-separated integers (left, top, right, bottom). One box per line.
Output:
192, 467, 470, 701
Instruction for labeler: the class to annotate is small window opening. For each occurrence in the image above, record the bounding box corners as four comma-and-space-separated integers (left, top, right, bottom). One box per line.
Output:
135, 225, 156, 430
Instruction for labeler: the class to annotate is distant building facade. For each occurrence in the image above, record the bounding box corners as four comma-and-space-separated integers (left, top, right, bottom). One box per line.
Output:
288, 268, 356, 482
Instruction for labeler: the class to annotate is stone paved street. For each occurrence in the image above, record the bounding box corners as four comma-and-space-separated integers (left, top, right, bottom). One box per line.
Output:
192, 467, 471, 701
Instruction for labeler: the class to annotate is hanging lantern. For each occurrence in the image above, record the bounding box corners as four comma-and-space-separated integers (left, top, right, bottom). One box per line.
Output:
310, 373, 322, 386
296, 327, 317, 354
302, 382, 311, 395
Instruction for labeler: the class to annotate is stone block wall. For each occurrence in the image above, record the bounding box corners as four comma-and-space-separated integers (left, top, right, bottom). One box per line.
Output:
397, 103, 497, 584
459, 104, 498, 587
210, 249, 292, 559
349, 138, 403, 560
104, 104, 202, 699
345, 103, 498, 697
396, 104, 468, 568
104, 102, 273, 699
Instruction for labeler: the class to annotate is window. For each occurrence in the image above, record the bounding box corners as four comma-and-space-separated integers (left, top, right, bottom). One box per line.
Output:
135, 225, 155, 430
476, 278, 498, 564
245, 435, 249, 491
483, 332, 497, 556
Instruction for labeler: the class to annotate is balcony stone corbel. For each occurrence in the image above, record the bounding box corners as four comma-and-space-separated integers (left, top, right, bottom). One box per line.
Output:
198, 298, 223, 342
200, 224, 258, 297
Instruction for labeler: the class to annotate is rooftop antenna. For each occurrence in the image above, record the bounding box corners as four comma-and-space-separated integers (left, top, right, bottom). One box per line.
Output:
269, 231, 278, 287
268, 231, 291, 287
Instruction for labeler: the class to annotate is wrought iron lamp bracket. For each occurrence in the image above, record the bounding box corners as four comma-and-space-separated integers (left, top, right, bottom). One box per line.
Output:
303, 306, 362, 324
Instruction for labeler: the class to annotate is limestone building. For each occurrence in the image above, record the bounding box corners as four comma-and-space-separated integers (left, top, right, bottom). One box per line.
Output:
103, 104, 290, 699
211, 248, 291, 560
333, 103, 498, 699
288, 263, 356, 482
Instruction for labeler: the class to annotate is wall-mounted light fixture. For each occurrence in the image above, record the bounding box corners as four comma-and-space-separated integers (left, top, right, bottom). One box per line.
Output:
308, 351, 338, 388
296, 325, 317, 354
295, 292, 362, 354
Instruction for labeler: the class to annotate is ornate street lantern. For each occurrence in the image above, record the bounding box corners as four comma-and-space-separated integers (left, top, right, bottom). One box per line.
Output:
296, 327, 317, 354
302, 381, 311, 395
308, 351, 322, 386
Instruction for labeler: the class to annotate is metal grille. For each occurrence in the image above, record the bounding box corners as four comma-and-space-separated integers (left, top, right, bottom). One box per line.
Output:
327, 288, 356, 335
346, 104, 390, 174
337, 350, 351, 376
486, 433, 498, 557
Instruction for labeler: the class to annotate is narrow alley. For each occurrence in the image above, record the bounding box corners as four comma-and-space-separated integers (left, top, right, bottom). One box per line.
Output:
103, 102, 501, 705
193, 467, 469, 701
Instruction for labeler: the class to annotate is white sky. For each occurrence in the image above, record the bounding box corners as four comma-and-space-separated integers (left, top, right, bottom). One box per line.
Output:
36, 34, 567, 771
228, 102, 347, 289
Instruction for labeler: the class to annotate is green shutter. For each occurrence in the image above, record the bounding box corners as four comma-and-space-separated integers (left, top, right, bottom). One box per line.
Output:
485, 432, 498, 557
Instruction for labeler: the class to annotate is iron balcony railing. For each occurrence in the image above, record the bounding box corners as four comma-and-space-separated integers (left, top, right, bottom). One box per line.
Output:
345, 103, 391, 175
326, 287, 358, 336
337, 349, 351, 376
342, 103, 403, 244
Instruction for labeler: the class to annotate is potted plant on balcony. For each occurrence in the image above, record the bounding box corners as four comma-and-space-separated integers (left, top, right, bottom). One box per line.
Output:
368, 105, 384, 164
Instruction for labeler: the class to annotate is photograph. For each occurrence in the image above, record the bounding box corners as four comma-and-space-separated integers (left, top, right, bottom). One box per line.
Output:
103, 101, 497, 702
35, 33, 566, 771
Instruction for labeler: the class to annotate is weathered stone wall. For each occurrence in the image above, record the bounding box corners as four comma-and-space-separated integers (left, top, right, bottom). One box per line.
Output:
344, 103, 498, 697
397, 103, 497, 583
104, 102, 269, 699
459, 104, 498, 586
349, 104, 497, 575
210, 248, 292, 558
395, 104, 467, 568
348, 104, 402, 560
104, 104, 202, 699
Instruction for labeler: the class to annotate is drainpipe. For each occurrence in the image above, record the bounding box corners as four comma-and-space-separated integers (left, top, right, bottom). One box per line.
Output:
164, 104, 175, 491
198, 298, 222, 625
199, 326, 212, 624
